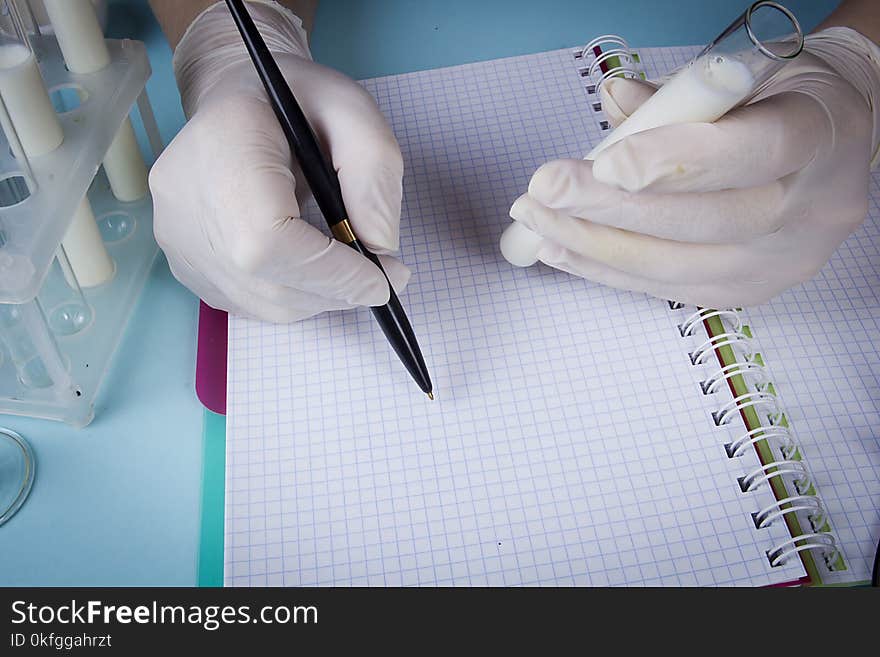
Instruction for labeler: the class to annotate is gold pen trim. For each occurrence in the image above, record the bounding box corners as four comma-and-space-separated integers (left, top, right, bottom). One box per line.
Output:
331, 219, 356, 244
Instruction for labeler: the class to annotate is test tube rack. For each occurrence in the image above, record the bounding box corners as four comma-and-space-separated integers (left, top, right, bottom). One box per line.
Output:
0, 34, 161, 427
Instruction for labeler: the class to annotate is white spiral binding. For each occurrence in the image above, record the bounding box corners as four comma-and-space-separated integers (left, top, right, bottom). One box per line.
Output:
712, 390, 781, 426
738, 459, 810, 493
690, 331, 753, 366
767, 533, 838, 568
702, 361, 769, 395
753, 495, 825, 530
588, 49, 636, 78
581, 34, 632, 59
726, 426, 797, 459
666, 302, 843, 573
680, 308, 742, 337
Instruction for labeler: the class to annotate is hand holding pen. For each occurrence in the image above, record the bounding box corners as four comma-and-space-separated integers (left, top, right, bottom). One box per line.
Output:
224, 0, 432, 395
151, 0, 408, 320
149, 1, 432, 394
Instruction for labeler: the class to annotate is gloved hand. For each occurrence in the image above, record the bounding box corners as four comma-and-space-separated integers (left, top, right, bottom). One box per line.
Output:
509, 27, 880, 308
150, 1, 409, 322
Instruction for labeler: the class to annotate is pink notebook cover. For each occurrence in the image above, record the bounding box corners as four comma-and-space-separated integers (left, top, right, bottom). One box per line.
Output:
196, 301, 227, 415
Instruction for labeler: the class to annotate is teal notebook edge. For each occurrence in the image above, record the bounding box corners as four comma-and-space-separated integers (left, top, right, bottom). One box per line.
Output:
198, 409, 226, 587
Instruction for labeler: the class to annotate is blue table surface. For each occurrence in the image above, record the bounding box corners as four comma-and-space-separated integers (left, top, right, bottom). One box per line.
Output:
0, 0, 839, 585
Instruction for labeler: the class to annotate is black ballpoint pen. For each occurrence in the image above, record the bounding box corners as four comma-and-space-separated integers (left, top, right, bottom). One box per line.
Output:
224, 0, 433, 398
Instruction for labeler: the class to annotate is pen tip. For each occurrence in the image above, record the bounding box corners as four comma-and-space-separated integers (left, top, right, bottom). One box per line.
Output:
427, 392, 434, 400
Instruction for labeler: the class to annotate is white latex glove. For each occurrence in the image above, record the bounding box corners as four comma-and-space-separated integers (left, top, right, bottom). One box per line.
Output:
509, 27, 880, 308
150, 1, 409, 322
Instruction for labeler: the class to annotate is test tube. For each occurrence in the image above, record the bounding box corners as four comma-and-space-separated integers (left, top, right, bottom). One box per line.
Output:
500, 1, 804, 267
0, 302, 53, 387
585, 0, 803, 159
0, 3, 62, 157
41, 0, 149, 202
0, 0, 114, 287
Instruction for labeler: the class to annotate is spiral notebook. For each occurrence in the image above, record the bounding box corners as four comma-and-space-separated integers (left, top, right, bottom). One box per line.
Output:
223, 39, 880, 586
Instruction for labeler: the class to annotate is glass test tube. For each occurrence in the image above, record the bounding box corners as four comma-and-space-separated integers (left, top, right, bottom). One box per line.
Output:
41, 0, 149, 202
0, 0, 114, 287
0, 2, 62, 157
500, 1, 804, 268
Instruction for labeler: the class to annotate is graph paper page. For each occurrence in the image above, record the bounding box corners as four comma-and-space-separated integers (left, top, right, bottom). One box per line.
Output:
739, 171, 880, 584
225, 47, 805, 586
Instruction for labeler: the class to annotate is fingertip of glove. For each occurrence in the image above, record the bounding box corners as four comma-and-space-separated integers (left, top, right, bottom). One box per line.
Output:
599, 78, 657, 123
358, 228, 400, 255
341, 172, 403, 253
378, 255, 412, 294
508, 193, 532, 222
536, 241, 565, 266
349, 260, 390, 306
592, 140, 650, 193
354, 255, 411, 307
359, 280, 392, 307
527, 159, 580, 204
527, 161, 557, 199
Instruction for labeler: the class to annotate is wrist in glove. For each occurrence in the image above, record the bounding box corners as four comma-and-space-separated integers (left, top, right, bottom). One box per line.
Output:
803, 26, 880, 167
173, 0, 311, 117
